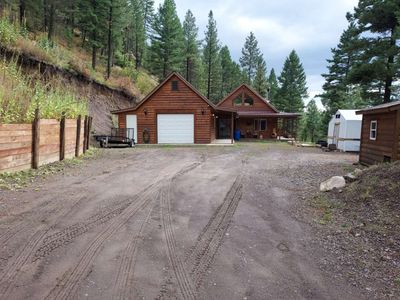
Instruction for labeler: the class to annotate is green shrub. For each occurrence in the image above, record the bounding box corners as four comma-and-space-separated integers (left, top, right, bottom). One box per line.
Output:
0, 18, 20, 47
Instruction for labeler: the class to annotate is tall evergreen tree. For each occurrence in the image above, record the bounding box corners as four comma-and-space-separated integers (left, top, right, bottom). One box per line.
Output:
182, 9, 200, 85
277, 50, 308, 112
348, 0, 400, 103
203, 10, 221, 102
240, 32, 261, 84
127, 0, 146, 69
219, 45, 242, 98
150, 0, 184, 79
253, 55, 268, 97
300, 99, 322, 142
268, 68, 279, 103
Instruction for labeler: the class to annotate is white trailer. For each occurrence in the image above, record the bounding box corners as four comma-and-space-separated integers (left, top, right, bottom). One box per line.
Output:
327, 110, 362, 152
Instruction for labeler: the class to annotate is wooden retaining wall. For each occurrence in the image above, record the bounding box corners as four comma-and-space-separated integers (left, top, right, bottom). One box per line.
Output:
0, 113, 92, 173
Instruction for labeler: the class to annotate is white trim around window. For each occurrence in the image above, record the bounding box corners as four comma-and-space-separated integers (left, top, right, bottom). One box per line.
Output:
370, 120, 377, 140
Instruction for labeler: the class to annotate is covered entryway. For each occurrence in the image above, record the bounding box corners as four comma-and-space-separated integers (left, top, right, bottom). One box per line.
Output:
157, 114, 194, 144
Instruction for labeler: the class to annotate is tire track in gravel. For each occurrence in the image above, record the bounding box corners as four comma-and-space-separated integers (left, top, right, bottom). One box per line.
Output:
185, 175, 243, 289
157, 161, 206, 300
45, 160, 203, 300
111, 191, 158, 300
0, 195, 87, 299
44, 182, 161, 300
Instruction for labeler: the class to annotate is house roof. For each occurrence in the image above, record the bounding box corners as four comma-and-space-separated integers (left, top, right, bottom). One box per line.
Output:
216, 84, 280, 113
111, 72, 232, 114
237, 111, 301, 118
336, 110, 362, 121
356, 100, 400, 115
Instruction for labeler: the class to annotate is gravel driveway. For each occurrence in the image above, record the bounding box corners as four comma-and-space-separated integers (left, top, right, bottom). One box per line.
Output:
0, 143, 362, 300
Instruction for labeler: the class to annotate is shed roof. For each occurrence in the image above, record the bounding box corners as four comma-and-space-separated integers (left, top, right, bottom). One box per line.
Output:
336, 110, 362, 121
356, 100, 400, 115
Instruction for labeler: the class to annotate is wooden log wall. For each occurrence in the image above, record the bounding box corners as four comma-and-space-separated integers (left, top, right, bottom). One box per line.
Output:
0, 115, 92, 173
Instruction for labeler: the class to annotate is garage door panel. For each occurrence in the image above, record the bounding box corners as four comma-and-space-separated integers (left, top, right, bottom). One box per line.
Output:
157, 114, 194, 144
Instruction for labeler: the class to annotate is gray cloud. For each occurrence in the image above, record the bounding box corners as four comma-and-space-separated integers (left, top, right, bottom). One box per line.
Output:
154, 0, 359, 108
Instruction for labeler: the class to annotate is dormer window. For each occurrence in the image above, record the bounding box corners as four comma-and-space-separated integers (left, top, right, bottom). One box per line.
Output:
232, 92, 254, 106
244, 95, 254, 106
233, 95, 242, 106
172, 80, 179, 91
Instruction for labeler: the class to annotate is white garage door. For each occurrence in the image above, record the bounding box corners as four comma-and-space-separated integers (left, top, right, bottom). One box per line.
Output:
157, 114, 194, 144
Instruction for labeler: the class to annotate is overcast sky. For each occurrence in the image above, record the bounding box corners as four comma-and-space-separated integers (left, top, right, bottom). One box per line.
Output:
154, 0, 359, 108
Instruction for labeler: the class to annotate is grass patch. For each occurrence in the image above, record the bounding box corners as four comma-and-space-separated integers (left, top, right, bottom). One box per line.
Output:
309, 194, 340, 225
0, 148, 99, 191
0, 60, 88, 123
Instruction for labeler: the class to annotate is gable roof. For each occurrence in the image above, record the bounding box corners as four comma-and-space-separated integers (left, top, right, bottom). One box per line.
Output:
111, 72, 222, 114
216, 84, 279, 113
336, 110, 362, 121
356, 100, 400, 115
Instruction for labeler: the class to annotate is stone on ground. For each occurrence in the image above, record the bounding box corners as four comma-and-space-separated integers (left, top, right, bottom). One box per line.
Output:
320, 176, 346, 192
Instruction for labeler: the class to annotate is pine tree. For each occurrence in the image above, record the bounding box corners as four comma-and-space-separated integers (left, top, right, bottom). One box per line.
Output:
239, 32, 261, 84
268, 68, 279, 103
348, 0, 400, 103
253, 55, 268, 97
203, 10, 221, 102
300, 99, 322, 142
150, 0, 184, 79
127, 0, 146, 69
277, 50, 308, 113
219, 46, 242, 98
182, 10, 200, 85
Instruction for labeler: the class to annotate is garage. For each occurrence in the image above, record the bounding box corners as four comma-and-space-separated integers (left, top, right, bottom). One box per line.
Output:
157, 114, 194, 144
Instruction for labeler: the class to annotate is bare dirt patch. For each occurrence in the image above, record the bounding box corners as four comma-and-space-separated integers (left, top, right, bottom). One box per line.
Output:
0, 144, 368, 299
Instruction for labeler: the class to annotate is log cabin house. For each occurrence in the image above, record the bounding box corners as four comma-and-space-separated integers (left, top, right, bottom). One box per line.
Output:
112, 72, 300, 144
356, 100, 400, 165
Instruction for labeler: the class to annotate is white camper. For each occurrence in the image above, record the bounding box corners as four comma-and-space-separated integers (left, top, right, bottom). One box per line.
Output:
327, 110, 362, 152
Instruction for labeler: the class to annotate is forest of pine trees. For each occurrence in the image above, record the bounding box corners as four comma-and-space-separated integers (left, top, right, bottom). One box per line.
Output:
0, 0, 309, 108
1, 0, 398, 141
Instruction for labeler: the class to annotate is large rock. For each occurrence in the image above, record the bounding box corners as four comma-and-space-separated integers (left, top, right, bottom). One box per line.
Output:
320, 176, 346, 192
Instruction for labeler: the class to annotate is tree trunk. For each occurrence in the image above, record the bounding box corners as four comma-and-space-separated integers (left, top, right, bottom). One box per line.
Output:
48, 2, 55, 42
19, 0, 26, 25
135, 35, 140, 70
383, 28, 396, 103
207, 47, 212, 99
43, 0, 48, 32
107, 3, 113, 79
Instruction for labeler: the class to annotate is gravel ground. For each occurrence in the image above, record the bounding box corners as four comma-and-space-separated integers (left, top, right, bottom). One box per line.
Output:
0, 143, 366, 300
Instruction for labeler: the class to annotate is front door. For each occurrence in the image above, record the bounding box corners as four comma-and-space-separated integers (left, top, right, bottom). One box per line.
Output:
333, 123, 340, 146
126, 115, 137, 142
218, 118, 231, 139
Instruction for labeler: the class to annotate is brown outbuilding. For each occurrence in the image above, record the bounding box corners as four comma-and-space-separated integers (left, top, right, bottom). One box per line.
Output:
356, 100, 400, 165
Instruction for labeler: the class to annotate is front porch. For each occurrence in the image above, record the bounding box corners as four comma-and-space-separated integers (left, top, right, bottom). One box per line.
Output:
214, 112, 300, 142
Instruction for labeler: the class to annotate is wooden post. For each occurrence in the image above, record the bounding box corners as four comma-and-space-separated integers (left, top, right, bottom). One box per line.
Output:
32, 108, 40, 169
231, 112, 234, 144
59, 112, 66, 161
75, 115, 81, 157
83, 115, 88, 154
87, 116, 92, 150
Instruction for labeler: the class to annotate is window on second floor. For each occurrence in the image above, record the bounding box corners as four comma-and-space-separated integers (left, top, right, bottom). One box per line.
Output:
233, 95, 242, 106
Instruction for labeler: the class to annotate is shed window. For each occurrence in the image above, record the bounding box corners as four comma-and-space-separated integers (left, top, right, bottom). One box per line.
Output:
370, 120, 377, 140
171, 80, 179, 91
335, 114, 341, 119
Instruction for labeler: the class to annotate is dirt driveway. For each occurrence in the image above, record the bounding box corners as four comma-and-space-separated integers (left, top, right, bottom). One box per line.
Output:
0, 143, 363, 300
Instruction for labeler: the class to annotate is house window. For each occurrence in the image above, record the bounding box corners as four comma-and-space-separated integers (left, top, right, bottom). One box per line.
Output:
233, 95, 242, 106
335, 114, 341, 119
244, 94, 254, 106
254, 119, 267, 131
370, 120, 377, 140
171, 80, 179, 91
260, 119, 267, 131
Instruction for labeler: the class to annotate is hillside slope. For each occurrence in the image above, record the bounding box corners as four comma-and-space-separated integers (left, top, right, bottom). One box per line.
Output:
310, 162, 400, 299
0, 18, 157, 134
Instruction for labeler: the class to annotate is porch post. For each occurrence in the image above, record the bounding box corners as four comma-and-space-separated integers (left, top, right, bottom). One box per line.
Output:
231, 112, 234, 144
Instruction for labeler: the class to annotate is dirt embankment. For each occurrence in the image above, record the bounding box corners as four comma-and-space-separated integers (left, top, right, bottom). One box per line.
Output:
0, 47, 138, 134
308, 162, 400, 299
